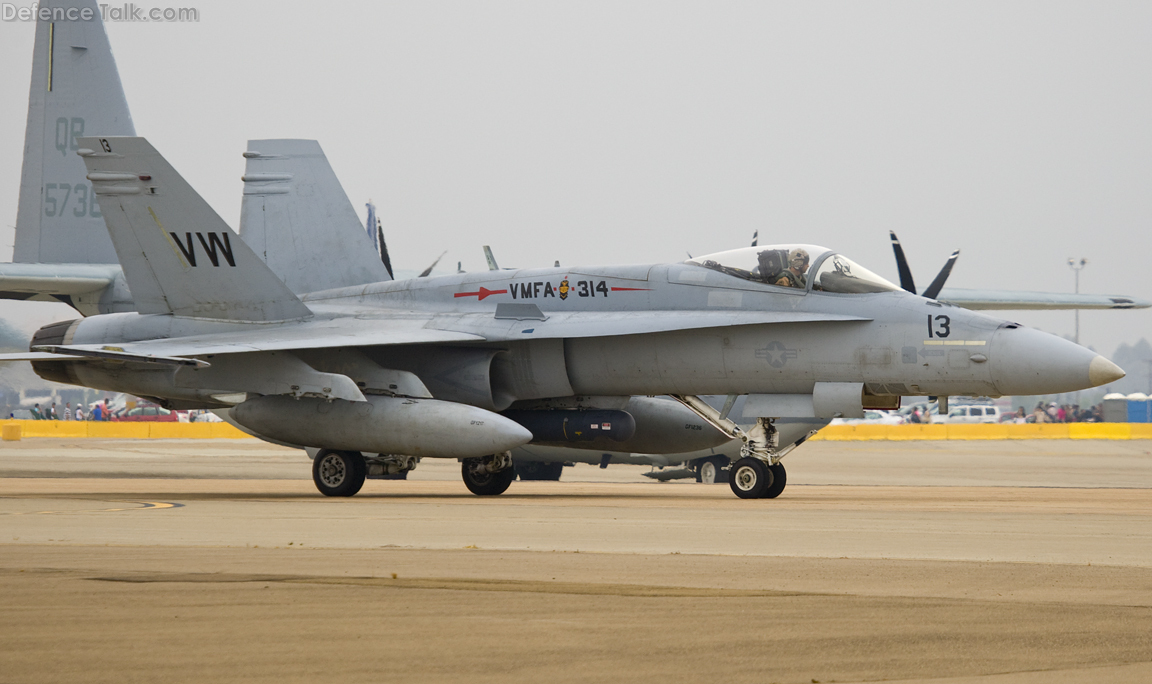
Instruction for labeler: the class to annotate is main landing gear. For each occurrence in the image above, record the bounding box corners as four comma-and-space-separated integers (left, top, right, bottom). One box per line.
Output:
695, 456, 729, 484
312, 451, 419, 496
461, 452, 516, 496
313, 449, 367, 497
670, 395, 792, 500
515, 461, 564, 481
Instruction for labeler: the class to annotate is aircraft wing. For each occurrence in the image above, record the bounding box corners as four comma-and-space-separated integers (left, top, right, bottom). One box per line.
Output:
425, 309, 871, 341
32, 316, 486, 358
936, 288, 1151, 310
12, 310, 868, 361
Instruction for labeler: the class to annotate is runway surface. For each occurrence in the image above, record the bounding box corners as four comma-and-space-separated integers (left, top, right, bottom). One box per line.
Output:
2, 438, 1152, 683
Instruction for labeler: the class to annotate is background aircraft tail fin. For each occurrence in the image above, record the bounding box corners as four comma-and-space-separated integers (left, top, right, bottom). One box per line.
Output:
483, 245, 500, 271
78, 136, 311, 321
238, 139, 392, 294
13, 0, 134, 265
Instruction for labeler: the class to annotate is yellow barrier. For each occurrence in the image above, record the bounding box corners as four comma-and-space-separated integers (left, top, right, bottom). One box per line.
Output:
0, 419, 248, 439
1069, 423, 1131, 440
0, 419, 1148, 442
947, 424, 1010, 440
1004, 423, 1070, 439
810, 423, 1149, 441
86, 422, 151, 439
886, 424, 948, 441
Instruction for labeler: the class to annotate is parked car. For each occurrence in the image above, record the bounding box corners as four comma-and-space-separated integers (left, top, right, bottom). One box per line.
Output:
187, 410, 223, 423
939, 405, 1002, 424
115, 405, 180, 422
831, 410, 906, 426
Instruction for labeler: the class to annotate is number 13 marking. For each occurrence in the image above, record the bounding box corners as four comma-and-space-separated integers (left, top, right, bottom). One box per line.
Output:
928, 314, 951, 338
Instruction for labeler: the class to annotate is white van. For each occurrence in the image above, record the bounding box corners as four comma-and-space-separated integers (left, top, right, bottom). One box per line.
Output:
943, 405, 1001, 424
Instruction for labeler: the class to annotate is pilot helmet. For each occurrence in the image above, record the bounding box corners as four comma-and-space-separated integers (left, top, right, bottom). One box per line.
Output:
788, 248, 810, 266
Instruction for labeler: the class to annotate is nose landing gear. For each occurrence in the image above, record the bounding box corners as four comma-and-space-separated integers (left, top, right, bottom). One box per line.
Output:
670, 395, 792, 500
728, 459, 787, 499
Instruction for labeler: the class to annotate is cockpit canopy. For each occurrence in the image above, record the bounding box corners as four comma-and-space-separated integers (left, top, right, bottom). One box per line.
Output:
685, 245, 901, 294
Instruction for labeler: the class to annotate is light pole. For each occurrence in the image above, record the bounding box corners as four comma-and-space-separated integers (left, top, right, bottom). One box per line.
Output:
1067, 258, 1087, 345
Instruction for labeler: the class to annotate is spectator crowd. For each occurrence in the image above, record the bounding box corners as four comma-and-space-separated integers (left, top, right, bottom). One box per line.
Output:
1012, 402, 1102, 424
22, 400, 114, 421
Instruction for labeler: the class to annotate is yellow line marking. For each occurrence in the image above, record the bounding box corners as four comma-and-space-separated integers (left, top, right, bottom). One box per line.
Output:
0, 500, 183, 516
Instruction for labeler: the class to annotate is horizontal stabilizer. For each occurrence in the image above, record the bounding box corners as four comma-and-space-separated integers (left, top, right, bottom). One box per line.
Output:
0, 263, 118, 295
77, 136, 312, 321
0, 348, 207, 367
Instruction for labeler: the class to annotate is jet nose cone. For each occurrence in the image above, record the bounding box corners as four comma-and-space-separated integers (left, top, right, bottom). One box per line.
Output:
1089, 355, 1125, 387
990, 326, 1111, 396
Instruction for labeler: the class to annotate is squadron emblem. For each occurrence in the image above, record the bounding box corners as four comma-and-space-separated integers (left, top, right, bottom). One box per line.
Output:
558, 278, 570, 300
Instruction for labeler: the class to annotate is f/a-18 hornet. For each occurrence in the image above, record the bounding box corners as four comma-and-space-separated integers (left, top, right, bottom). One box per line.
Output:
0, 137, 1124, 499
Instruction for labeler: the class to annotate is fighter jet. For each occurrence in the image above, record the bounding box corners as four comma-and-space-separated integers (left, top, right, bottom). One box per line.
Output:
0, 2, 1136, 496
0, 135, 1126, 500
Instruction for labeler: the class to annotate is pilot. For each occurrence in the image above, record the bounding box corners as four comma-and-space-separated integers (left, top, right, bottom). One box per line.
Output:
773, 249, 809, 289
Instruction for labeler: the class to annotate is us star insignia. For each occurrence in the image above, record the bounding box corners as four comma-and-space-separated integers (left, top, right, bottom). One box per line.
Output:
755, 341, 798, 368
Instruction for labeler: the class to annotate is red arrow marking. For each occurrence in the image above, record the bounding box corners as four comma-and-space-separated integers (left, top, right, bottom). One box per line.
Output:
454, 287, 508, 301
610, 287, 652, 291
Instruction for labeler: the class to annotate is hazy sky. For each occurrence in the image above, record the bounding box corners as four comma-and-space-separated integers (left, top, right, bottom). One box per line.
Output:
0, 1, 1149, 364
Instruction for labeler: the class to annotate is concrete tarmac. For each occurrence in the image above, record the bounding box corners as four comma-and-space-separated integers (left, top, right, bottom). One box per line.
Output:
2, 438, 1152, 683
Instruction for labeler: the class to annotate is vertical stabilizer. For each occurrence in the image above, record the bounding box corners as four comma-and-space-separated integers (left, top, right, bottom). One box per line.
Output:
13, 0, 134, 264
78, 136, 311, 322
238, 140, 392, 294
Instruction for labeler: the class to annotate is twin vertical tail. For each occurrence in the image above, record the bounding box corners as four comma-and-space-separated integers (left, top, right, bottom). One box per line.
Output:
237, 139, 392, 294
78, 136, 311, 322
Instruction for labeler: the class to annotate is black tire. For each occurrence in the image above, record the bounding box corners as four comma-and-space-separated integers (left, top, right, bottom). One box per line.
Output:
697, 457, 728, 485
312, 449, 366, 497
462, 459, 515, 495
515, 461, 564, 481
728, 457, 772, 499
761, 463, 787, 499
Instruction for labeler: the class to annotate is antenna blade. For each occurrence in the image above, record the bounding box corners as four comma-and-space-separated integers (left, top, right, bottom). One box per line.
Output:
923, 250, 960, 299
377, 223, 393, 279
889, 231, 917, 294
418, 250, 448, 278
